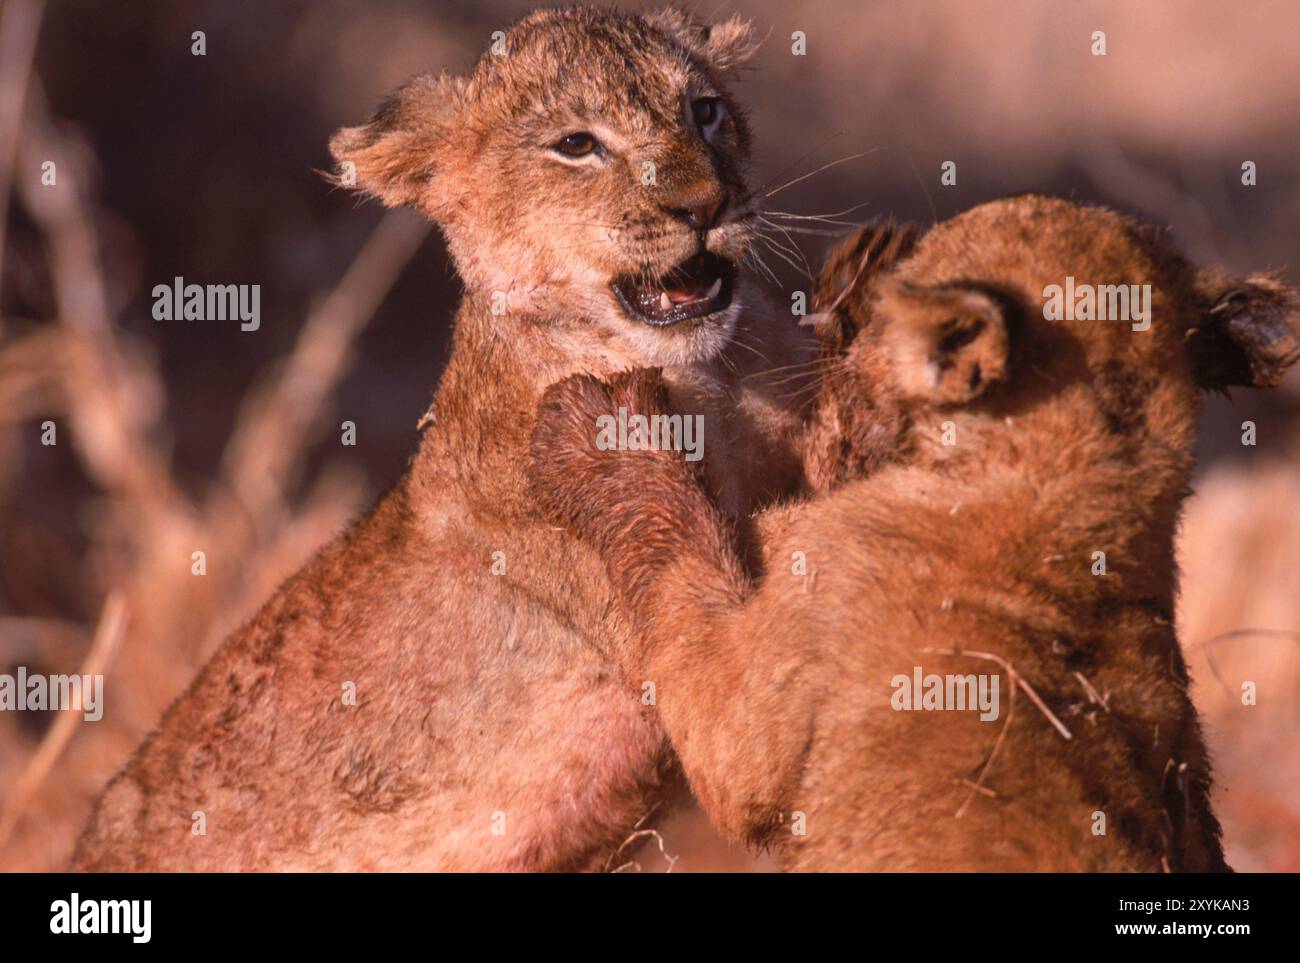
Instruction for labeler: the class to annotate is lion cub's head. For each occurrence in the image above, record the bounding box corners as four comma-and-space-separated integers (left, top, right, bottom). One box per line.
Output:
816, 196, 1300, 479
330, 7, 762, 367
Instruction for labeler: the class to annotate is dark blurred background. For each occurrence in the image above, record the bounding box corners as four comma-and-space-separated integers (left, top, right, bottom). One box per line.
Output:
1, 0, 1297, 871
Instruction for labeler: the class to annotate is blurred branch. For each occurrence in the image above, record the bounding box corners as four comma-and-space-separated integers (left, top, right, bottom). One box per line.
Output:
14, 80, 181, 515
0, 0, 45, 283
0, 326, 62, 422
219, 209, 430, 523
0, 589, 126, 853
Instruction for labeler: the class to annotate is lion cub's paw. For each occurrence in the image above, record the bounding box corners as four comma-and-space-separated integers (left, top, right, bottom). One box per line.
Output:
812, 221, 922, 345
529, 368, 673, 536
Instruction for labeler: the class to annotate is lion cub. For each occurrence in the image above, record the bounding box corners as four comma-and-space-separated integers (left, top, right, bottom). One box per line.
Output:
73, 8, 810, 870
530, 195, 1300, 871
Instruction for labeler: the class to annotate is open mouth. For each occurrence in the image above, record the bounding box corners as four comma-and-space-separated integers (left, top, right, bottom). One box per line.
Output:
611, 252, 736, 327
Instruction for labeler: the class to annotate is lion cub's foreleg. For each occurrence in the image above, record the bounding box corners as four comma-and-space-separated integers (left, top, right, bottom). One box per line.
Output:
530, 371, 817, 847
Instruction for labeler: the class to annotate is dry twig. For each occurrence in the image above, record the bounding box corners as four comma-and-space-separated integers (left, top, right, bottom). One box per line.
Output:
0, 590, 127, 850
922, 646, 1073, 818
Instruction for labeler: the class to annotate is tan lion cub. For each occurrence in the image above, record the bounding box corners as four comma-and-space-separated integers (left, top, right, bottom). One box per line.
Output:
73, 7, 810, 871
530, 196, 1300, 871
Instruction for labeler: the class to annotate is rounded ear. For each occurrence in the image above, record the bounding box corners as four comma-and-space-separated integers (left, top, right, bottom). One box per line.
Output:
328, 73, 464, 214
649, 9, 759, 71
877, 283, 1010, 406
1191, 269, 1300, 389
702, 14, 761, 69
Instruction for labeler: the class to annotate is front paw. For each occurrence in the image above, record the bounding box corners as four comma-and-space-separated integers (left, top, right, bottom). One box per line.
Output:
529, 368, 674, 536
813, 220, 921, 347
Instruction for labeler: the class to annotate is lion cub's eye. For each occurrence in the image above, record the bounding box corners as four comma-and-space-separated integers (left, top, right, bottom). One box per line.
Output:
691, 97, 724, 137
552, 132, 599, 158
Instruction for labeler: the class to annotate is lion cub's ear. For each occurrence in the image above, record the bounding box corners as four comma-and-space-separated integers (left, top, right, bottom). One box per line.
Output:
877, 282, 1010, 406
329, 73, 466, 215
1191, 270, 1300, 390
649, 10, 758, 70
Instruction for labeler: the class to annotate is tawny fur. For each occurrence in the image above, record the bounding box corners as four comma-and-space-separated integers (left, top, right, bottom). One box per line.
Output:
71, 7, 812, 871
530, 196, 1300, 871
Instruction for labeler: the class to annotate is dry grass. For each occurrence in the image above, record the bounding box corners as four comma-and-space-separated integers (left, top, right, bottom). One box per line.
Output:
0, 77, 426, 870
1177, 455, 1300, 872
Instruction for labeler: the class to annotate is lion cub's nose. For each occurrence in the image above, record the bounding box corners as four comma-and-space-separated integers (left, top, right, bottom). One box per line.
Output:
663, 187, 727, 231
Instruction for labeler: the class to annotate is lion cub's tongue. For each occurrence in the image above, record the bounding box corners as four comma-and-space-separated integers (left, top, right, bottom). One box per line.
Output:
664, 279, 710, 304
658, 252, 724, 307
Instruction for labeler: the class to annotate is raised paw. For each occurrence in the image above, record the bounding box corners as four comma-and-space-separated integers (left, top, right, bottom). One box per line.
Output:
813, 220, 922, 348
529, 368, 682, 539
